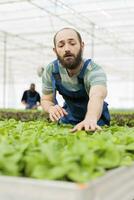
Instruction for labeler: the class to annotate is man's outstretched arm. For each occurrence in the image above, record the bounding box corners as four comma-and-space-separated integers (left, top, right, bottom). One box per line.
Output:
71, 85, 107, 132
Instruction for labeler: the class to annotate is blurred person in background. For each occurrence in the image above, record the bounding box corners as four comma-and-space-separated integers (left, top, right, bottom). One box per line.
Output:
21, 83, 41, 109
41, 27, 110, 132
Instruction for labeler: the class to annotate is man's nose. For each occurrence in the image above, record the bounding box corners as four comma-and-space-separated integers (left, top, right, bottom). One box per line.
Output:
65, 50, 71, 54
64, 44, 71, 52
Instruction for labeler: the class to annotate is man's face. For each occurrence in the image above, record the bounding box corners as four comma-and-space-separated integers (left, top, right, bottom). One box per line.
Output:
30, 84, 35, 91
54, 29, 84, 70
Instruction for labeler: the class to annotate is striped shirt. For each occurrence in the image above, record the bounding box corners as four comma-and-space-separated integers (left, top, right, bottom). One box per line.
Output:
42, 59, 107, 95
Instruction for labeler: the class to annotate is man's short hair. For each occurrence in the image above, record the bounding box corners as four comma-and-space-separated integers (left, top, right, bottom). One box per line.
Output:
30, 83, 35, 89
53, 27, 82, 46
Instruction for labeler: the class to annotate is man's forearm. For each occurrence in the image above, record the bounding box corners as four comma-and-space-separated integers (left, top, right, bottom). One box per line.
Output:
85, 96, 104, 121
41, 99, 54, 113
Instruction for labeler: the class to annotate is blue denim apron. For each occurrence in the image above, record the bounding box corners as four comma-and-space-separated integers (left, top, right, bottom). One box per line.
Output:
52, 59, 110, 126
26, 91, 38, 109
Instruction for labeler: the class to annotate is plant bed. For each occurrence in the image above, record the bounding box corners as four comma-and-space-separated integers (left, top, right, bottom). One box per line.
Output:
0, 119, 134, 199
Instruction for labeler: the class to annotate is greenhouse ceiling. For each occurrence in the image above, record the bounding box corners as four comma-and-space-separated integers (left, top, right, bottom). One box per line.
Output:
0, 0, 134, 108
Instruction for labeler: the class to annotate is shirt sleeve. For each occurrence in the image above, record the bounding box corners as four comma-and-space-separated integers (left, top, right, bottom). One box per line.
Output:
84, 61, 107, 94
37, 93, 41, 102
21, 91, 27, 101
42, 63, 54, 95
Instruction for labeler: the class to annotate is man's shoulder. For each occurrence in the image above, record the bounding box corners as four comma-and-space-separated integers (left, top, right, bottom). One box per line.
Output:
86, 60, 103, 72
47, 60, 58, 68
84, 59, 107, 87
22, 90, 29, 99
47, 61, 55, 67
84, 59, 106, 80
36, 91, 40, 95
24, 90, 29, 94
44, 60, 57, 73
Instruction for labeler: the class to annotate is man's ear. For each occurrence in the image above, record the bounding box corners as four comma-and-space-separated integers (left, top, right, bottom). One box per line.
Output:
53, 47, 56, 54
81, 42, 84, 54
81, 41, 84, 49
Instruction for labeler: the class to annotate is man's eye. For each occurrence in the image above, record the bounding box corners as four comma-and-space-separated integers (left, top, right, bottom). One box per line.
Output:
70, 43, 76, 45
58, 44, 64, 47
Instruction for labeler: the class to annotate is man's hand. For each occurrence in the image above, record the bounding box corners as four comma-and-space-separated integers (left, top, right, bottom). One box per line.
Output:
48, 105, 68, 122
32, 105, 38, 109
71, 119, 101, 132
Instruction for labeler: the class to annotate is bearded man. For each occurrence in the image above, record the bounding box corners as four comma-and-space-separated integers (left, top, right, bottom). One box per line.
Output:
41, 28, 110, 132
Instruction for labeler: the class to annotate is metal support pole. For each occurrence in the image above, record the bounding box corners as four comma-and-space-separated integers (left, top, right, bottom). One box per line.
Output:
3, 33, 7, 108
91, 23, 95, 59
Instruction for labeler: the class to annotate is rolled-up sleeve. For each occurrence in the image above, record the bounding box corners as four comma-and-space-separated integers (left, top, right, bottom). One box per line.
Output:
42, 63, 53, 95
84, 61, 107, 93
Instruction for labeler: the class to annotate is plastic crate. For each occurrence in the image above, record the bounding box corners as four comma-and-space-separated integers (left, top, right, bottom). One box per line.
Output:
0, 165, 134, 200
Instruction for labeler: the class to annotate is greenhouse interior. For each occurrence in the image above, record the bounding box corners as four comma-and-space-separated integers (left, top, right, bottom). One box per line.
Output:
0, 0, 134, 200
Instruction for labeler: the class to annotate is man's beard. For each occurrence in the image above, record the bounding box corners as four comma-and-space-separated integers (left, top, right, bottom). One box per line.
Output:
56, 48, 82, 70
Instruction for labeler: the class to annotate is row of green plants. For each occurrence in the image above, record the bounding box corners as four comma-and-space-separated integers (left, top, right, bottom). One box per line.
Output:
110, 110, 134, 127
0, 119, 134, 183
0, 109, 134, 126
0, 109, 49, 122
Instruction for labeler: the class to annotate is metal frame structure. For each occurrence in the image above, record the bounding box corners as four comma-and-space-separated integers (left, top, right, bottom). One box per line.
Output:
0, 0, 134, 108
